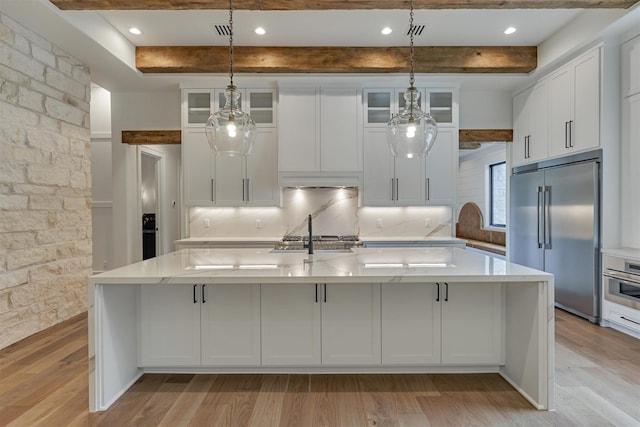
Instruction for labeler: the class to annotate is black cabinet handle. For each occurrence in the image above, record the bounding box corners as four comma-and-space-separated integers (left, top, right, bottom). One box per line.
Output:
324, 283, 327, 303
202, 284, 206, 303
569, 120, 573, 147
436, 283, 440, 302
193, 284, 198, 303
444, 282, 449, 302
315, 284, 318, 303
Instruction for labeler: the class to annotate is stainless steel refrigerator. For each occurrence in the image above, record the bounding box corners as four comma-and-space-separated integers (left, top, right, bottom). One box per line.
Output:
510, 150, 601, 323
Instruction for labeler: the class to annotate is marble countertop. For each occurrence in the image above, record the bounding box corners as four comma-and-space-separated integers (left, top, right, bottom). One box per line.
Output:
175, 236, 467, 244
91, 247, 551, 285
360, 236, 467, 243
602, 247, 640, 261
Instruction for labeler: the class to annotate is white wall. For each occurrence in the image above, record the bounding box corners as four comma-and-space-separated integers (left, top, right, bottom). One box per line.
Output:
110, 90, 181, 267
457, 144, 507, 228
90, 85, 113, 272
459, 90, 513, 129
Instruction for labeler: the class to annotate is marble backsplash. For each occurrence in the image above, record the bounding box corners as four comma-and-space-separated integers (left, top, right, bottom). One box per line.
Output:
189, 188, 453, 238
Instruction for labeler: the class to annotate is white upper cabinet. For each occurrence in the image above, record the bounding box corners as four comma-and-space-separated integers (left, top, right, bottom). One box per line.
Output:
183, 88, 276, 128
425, 129, 457, 205
181, 88, 279, 207
278, 86, 362, 174
548, 48, 600, 158
363, 128, 424, 206
512, 81, 549, 167
320, 87, 362, 172
363, 97, 458, 206
622, 34, 640, 97
182, 128, 215, 207
214, 129, 279, 207
277, 87, 320, 172
364, 87, 457, 128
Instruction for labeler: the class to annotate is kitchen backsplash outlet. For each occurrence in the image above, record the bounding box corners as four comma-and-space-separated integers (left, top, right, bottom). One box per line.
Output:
189, 188, 452, 238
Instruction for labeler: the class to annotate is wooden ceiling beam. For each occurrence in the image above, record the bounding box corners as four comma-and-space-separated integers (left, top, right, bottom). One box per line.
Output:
122, 130, 181, 144
459, 129, 513, 143
50, 0, 640, 10
136, 46, 537, 74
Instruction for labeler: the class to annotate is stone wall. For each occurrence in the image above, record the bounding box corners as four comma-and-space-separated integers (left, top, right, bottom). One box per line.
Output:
0, 13, 92, 349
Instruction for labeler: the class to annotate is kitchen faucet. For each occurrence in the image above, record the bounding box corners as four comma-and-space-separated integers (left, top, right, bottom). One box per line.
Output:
306, 214, 314, 255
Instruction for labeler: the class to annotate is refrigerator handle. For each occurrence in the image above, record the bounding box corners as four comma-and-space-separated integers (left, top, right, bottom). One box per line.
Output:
544, 186, 551, 249
537, 186, 544, 248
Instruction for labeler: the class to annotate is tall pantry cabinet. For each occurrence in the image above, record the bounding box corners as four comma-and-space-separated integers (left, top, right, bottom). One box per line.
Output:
621, 34, 640, 248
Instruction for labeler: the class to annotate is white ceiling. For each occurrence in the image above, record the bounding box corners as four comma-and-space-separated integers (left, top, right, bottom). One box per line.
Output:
1, 1, 639, 92
98, 9, 583, 47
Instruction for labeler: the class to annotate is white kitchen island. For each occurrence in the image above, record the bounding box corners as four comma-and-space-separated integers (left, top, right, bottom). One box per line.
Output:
88, 247, 554, 412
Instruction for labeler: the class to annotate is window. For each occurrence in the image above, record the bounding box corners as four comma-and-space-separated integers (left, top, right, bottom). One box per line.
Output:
490, 162, 506, 227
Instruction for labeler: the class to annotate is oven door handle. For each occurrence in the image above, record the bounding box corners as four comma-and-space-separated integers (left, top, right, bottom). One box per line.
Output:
603, 271, 640, 286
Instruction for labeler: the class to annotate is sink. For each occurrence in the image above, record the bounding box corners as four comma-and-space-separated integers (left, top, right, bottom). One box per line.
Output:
270, 248, 353, 254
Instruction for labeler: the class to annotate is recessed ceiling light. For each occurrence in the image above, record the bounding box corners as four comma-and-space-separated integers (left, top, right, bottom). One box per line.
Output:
504, 26, 517, 35
381, 27, 393, 35
129, 27, 142, 35
255, 27, 266, 35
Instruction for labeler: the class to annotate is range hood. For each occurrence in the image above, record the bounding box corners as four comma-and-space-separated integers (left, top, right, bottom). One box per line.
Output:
278, 172, 362, 188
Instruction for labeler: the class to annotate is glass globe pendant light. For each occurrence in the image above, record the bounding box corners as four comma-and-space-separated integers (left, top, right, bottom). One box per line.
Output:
205, 0, 256, 156
386, 0, 437, 159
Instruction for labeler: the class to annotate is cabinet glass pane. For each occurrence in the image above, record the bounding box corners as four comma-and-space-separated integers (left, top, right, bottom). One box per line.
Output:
250, 92, 273, 108
187, 93, 211, 124
188, 92, 210, 109
189, 110, 211, 124
430, 92, 453, 123
368, 92, 391, 108
250, 110, 273, 124
398, 91, 422, 110
368, 110, 391, 123
218, 92, 242, 109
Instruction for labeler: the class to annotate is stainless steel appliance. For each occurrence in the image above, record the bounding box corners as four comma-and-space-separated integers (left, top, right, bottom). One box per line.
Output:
274, 234, 362, 251
510, 150, 601, 323
603, 257, 640, 310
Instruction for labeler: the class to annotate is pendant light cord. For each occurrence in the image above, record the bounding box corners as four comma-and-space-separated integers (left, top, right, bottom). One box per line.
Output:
409, 0, 415, 118
409, 0, 415, 89
228, 0, 234, 87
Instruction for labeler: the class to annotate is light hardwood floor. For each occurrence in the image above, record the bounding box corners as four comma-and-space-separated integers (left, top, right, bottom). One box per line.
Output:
1, 309, 639, 427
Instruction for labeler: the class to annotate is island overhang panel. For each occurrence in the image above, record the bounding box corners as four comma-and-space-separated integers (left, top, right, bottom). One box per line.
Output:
88, 247, 554, 412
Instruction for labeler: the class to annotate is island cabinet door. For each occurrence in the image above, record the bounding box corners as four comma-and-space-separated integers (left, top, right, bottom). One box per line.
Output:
321, 283, 381, 365
200, 284, 261, 366
139, 285, 201, 366
261, 284, 321, 365
381, 283, 441, 365
440, 282, 504, 365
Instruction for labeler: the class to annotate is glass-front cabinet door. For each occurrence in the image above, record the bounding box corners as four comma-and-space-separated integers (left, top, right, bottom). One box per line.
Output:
214, 88, 276, 128
363, 89, 393, 127
184, 90, 214, 126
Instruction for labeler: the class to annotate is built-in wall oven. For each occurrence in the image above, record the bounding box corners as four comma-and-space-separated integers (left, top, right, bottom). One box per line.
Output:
603, 257, 640, 310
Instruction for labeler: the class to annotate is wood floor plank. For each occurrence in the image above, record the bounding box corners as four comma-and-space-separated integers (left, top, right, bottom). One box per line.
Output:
91, 374, 168, 426
5, 370, 86, 426
278, 375, 315, 427
157, 374, 217, 427
246, 374, 289, 427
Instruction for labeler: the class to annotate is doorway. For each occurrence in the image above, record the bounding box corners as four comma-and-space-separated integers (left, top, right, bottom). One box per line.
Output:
138, 147, 162, 260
